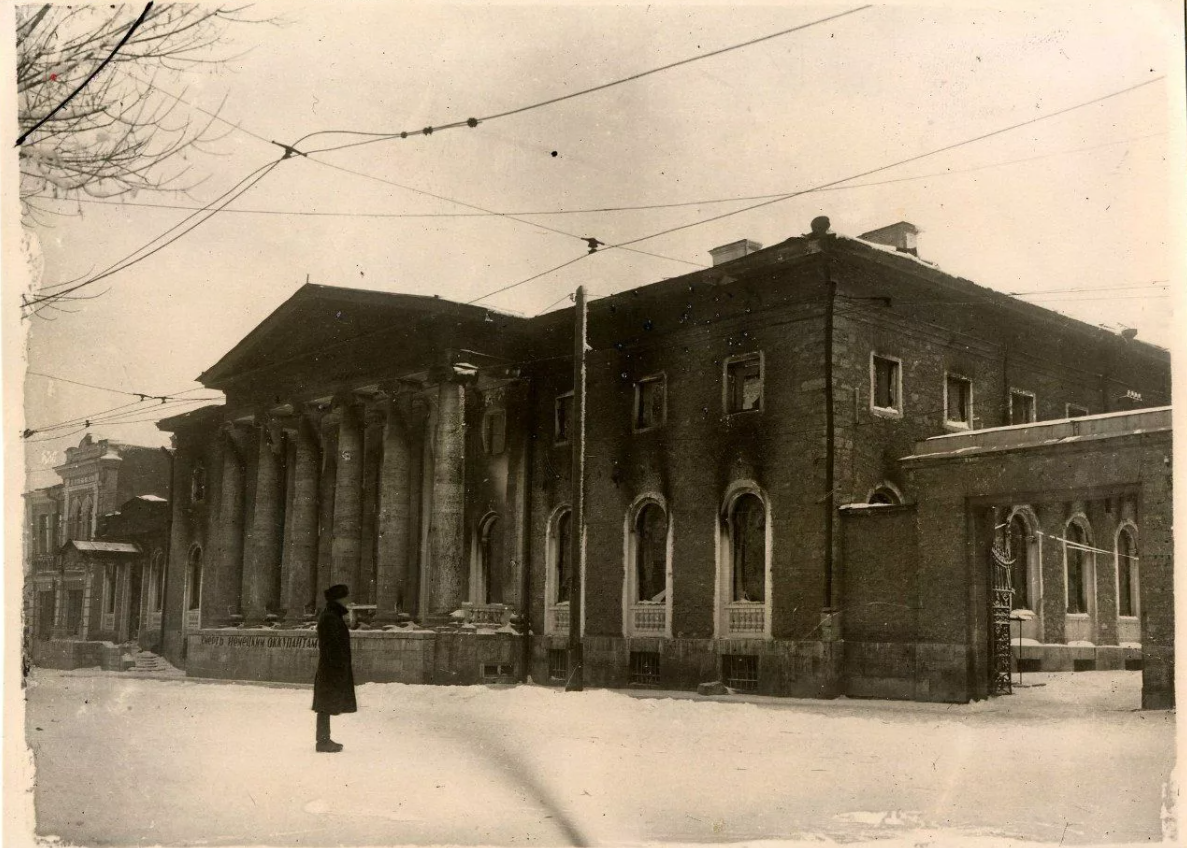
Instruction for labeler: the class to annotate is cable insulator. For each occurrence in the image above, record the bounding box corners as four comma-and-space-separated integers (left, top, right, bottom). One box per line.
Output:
467, 118, 478, 128
423, 126, 433, 136
400, 132, 407, 139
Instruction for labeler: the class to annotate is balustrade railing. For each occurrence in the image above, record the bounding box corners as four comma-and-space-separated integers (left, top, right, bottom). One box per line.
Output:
630, 603, 667, 635
725, 601, 765, 636
461, 602, 513, 627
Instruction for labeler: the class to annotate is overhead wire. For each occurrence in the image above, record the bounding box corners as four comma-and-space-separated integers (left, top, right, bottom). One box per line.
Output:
28, 129, 1168, 221
23, 157, 285, 311
292, 6, 874, 155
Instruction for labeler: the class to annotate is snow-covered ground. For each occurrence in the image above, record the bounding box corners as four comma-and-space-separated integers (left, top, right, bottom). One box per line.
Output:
18, 669, 1175, 847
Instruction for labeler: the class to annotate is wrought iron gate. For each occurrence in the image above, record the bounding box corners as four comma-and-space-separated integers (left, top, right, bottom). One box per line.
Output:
989, 519, 1016, 696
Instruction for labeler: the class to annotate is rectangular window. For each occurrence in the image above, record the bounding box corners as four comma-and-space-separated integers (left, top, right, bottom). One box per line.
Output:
103, 565, 117, 615
1066, 403, 1089, 418
633, 375, 666, 430
871, 354, 902, 414
482, 408, 507, 456
725, 353, 763, 414
1010, 390, 1036, 425
554, 392, 574, 444
547, 649, 568, 683
944, 373, 973, 427
722, 654, 759, 692
629, 651, 661, 686
66, 589, 84, 636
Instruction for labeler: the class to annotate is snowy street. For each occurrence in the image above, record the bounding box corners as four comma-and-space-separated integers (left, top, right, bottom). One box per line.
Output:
21, 669, 1173, 846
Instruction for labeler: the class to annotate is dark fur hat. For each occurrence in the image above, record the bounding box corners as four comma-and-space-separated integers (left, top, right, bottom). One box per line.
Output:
324, 584, 349, 602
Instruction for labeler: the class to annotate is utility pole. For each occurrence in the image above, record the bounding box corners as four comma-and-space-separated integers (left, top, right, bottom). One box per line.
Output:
566, 286, 587, 691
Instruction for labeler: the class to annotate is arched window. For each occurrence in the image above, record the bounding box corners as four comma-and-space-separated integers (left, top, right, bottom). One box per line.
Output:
867, 483, 902, 506
70, 500, 83, 541
1008, 513, 1030, 610
730, 493, 766, 603
186, 546, 203, 612
190, 465, 207, 503
552, 509, 572, 605
633, 502, 668, 603
1117, 526, 1139, 618
1064, 521, 1091, 615
80, 498, 93, 541
477, 514, 499, 604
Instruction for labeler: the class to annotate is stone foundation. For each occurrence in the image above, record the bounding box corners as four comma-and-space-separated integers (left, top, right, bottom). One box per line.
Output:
30, 639, 104, 670
530, 635, 844, 699
184, 628, 523, 686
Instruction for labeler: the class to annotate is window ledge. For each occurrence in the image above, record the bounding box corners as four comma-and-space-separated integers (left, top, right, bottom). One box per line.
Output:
943, 419, 971, 431
632, 424, 664, 435
871, 405, 903, 420
725, 407, 763, 417
1064, 613, 1090, 618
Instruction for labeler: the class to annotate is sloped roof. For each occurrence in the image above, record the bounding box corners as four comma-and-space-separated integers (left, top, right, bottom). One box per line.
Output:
198, 283, 526, 388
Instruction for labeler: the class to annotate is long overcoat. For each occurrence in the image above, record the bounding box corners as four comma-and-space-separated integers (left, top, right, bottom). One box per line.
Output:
312, 600, 357, 714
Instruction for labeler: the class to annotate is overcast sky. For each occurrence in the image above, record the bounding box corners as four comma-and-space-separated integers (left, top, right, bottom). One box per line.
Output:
15, 0, 1185, 490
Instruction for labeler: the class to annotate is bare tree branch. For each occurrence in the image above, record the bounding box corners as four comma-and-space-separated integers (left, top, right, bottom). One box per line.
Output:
17, 4, 276, 227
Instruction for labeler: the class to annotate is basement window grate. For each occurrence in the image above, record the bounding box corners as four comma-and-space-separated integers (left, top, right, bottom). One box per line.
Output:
1073, 659, 1097, 672
1016, 658, 1042, 674
482, 663, 515, 681
722, 654, 759, 692
547, 649, 568, 683
1124, 658, 1143, 671
629, 651, 661, 686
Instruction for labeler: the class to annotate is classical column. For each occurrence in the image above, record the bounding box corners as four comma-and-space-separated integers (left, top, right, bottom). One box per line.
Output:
427, 379, 467, 616
242, 421, 285, 625
211, 428, 246, 625
282, 415, 321, 624
358, 410, 385, 604
315, 424, 338, 598
331, 400, 364, 589
375, 397, 412, 620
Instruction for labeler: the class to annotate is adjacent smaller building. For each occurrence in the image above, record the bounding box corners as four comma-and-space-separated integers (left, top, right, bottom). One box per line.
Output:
24, 435, 171, 669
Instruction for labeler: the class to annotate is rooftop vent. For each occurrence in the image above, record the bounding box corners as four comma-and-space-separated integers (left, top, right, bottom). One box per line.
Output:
709, 239, 763, 266
859, 221, 920, 256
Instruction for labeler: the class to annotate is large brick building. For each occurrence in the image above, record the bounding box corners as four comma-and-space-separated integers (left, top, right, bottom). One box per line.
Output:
154, 216, 1173, 705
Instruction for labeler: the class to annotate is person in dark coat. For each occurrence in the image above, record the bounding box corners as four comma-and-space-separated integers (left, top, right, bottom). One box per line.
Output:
313, 584, 357, 752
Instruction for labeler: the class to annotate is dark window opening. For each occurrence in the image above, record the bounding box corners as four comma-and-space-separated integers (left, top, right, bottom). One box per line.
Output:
104, 565, 117, 615
555, 393, 574, 443
872, 356, 900, 410
478, 514, 499, 604
726, 355, 762, 413
1065, 523, 1088, 615
634, 503, 667, 603
629, 651, 661, 686
730, 494, 766, 603
191, 465, 207, 503
945, 375, 972, 425
634, 376, 666, 430
1066, 404, 1089, 418
187, 547, 203, 611
37, 591, 55, 640
66, 589, 84, 636
481, 663, 515, 681
1117, 528, 1137, 617
554, 510, 572, 605
1008, 515, 1030, 610
723, 654, 759, 692
1010, 392, 1036, 425
547, 649, 568, 682
483, 409, 507, 456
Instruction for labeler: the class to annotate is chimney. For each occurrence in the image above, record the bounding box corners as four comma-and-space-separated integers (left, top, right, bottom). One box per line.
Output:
858, 221, 920, 256
709, 239, 763, 266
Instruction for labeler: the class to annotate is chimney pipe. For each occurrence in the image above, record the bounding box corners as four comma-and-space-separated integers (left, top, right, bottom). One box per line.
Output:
859, 221, 920, 256
708, 239, 763, 266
